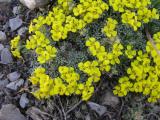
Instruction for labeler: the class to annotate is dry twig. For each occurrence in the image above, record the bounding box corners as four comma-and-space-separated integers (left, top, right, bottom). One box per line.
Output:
118, 98, 124, 120
145, 27, 160, 56
66, 100, 83, 115
57, 96, 67, 120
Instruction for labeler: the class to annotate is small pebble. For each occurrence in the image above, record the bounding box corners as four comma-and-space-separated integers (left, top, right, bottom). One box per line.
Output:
9, 16, 23, 31
0, 48, 13, 64
0, 31, 6, 41
19, 93, 29, 108
0, 73, 4, 79
18, 27, 28, 36
87, 102, 106, 116
6, 79, 24, 91
0, 79, 9, 90
7, 72, 21, 82
12, 6, 20, 15
0, 44, 4, 51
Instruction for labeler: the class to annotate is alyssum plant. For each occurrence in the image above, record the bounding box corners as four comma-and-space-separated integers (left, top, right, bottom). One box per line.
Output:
10, 0, 160, 102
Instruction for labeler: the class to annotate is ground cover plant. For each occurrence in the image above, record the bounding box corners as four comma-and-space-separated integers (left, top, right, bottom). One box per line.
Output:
7, 0, 160, 119
10, 0, 160, 102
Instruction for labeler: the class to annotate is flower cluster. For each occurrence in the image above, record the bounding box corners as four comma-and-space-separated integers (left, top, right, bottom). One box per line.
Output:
113, 76, 133, 96
58, 66, 96, 101
73, 0, 109, 23
102, 18, 118, 38
29, 0, 108, 42
114, 32, 160, 102
30, 66, 96, 101
109, 0, 151, 12
29, 16, 46, 33
26, 31, 57, 64
125, 45, 137, 59
109, 0, 159, 31
86, 37, 123, 72
29, 67, 54, 99
78, 61, 101, 82
121, 10, 141, 31
10, 35, 21, 58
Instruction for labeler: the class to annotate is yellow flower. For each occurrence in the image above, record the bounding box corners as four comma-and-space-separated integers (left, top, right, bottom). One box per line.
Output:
10, 35, 22, 58
11, 49, 21, 58
11, 35, 20, 49
102, 18, 118, 38
121, 10, 141, 31
125, 45, 136, 59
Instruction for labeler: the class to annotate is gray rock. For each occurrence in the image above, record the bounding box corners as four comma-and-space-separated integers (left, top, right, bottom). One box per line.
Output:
87, 102, 106, 116
6, 79, 24, 91
0, 44, 4, 51
19, 0, 50, 10
0, 73, 4, 79
101, 91, 120, 107
0, 79, 9, 90
1, 48, 13, 64
3, 22, 9, 31
7, 71, 21, 82
12, 6, 20, 15
0, 31, 6, 41
0, 0, 11, 3
9, 16, 22, 31
0, 104, 27, 120
19, 93, 29, 108
18, 27, 28, 36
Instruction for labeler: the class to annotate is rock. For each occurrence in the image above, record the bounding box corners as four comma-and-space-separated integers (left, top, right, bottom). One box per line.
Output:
0, 79, 9, 90
0, 0, 11, 3
87, 102, 106, 116
0, 31, 6, 41
19, 93, 29, 108
0, 73, 4, 79
0, 48, 13, 64
18, 27, 28, 36
0, 44, 4, 51
7, 72, 21, 82
6, 79, 24, 91
101, 91, 120, 107
19, 0, 50, 10
0, 104, 27, 120
13, 6, 20, 15
3, 22, 9, 31
9, 16, 22, 31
